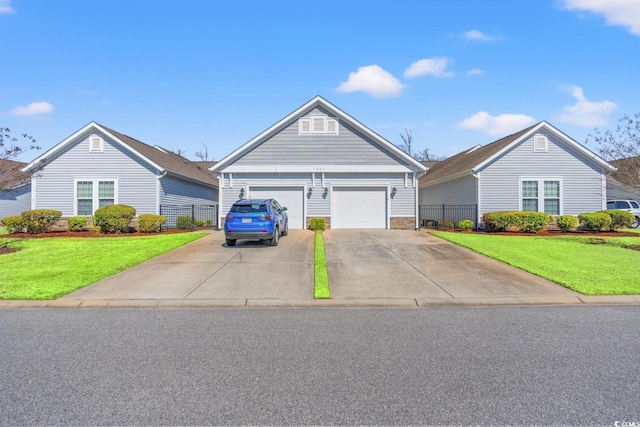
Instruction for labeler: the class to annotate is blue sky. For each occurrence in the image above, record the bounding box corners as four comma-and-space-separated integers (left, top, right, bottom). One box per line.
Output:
1, 0, 639, 162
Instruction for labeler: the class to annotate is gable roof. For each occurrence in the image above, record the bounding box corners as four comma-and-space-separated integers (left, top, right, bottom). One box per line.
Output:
23, 122, 217, 187
210, 96, 427, 174
420, 121, 615, 187
0, 159, 30, 189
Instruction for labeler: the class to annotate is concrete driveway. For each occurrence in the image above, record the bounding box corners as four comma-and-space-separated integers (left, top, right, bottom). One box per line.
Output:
61, 228, 583, 307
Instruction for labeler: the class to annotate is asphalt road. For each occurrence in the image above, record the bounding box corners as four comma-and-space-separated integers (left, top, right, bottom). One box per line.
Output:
1, 307, 639, 426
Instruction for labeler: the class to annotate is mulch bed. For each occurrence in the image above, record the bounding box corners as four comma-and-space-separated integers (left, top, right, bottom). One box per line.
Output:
4, 228, 213, 239
431, 229, 640, 237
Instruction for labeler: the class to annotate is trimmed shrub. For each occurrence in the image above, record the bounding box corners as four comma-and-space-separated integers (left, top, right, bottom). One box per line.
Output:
309, 217, 326, 231
482, 211, 552, 233
195, 219, 206, 227
599, 209, 634, 230
138, 214, 167, 233
68, 216, 88, 232
579, 212, 612, 232
93, 204, 136, 234
556, 215, 578, 233
458, 219, 474, 232
176, 215, 193, 230
438, 219, 455, 230
21, 209, 62, 234
1, 216, 25, 234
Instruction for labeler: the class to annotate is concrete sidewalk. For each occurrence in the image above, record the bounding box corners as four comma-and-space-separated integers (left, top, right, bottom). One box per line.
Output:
2, 229, 639, 309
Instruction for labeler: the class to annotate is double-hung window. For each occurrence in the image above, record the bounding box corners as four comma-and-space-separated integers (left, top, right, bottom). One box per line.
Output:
520, 178, 561, 215
76, 179, 117, 215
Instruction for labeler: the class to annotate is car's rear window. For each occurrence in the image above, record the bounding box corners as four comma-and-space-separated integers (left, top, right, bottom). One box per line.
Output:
230, 203, 267, 213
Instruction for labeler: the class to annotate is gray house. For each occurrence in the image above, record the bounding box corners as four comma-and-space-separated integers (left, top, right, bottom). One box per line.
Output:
22, 122, 218, 218
211, 96, 427, 229
0, 159, 31, 219
606, 157, 640, 201
419, 121, 615, 225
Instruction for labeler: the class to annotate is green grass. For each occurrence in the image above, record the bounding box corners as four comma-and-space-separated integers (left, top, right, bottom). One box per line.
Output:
432, 231, 640, 295
314, 231, 330, 299
0, 233, 207, 299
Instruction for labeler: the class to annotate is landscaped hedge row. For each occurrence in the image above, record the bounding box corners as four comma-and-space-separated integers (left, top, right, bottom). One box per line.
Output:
578, 210, 634, 231
0, 209, 62, 234
482, 211, 553, 233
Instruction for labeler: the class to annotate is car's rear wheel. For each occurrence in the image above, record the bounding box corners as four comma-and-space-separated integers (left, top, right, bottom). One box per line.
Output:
632, 217, 640, 228
226, 238, 236, 246
270, 228, 279, 246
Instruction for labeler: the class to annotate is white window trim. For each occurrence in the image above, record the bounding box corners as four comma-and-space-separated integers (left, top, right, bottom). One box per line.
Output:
518, 177, 563, 215
533, 134, 548, 152
298, 115, 339, 135
74, 178, 119, 216
89, 135, 104, 152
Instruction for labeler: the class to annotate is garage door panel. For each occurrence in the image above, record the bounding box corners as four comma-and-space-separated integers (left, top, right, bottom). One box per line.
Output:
333, 187, 386, 229
249, 187, 304, 229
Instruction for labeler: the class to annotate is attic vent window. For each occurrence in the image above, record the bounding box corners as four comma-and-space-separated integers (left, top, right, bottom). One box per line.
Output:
534, 135, 548, 152
89, 135, 104, 152
298, 116, 339, 135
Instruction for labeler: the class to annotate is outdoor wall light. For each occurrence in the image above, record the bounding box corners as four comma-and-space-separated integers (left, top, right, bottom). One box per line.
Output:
239, 187, 245, 198
307, 186, 313, 196
392, 186, 397, 195
323, 186, 329, 196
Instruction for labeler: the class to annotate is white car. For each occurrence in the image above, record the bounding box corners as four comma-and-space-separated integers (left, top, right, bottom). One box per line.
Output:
606, 200, 640, 228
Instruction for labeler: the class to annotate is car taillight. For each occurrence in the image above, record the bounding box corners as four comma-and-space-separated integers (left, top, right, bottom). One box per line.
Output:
259, 215, 272, 220
226, 215, 234, 220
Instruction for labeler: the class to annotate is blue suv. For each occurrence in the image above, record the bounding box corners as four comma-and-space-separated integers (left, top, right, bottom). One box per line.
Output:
224, 199, 288, 246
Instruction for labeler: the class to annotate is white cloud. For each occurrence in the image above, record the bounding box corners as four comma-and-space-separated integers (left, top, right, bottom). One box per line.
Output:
466, 68, 484, 76
404, 57, 454, 78
336, 65, 405, 98
0, 0, 15, 14
457, 111, 536, 135
461, 30, 502, 41
562, 0, 640, 35
556, 85, 617, 126
11, 101, 54, 116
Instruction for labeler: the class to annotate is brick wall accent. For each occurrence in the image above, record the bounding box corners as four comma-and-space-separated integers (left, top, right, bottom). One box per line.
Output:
306, 216, 331, 230
390, 217, 416, 230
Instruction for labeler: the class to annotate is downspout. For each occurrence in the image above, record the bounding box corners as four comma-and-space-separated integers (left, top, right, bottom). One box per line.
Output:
471, 170, 480, 228
156, 170, 167, 215
415, 170, 427, 230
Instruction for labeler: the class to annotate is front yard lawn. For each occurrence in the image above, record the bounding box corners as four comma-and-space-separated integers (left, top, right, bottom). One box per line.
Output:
432, 231, 640, 295
0, 233, 207, 299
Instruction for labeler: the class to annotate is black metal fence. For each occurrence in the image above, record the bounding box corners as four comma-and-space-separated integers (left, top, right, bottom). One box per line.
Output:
159, 204, 218, 230
419, 204, 478, 230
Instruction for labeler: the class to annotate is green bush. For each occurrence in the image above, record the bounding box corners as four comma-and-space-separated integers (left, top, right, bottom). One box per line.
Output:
309, 217, 326, 231
482, 211, 552, 233
21, 209, 62, 234
458, 219, 474, 231
138, 214, 167, 233
176, 215, 193, 230
68, 216, 88, 232
1, 216, 25, 233
438, 219, 455, 230
556, 215, 578, 232
579, 212, 612, 232
93, 204, 136, 234
599, 209, 634, 230
195, 219, 205, 227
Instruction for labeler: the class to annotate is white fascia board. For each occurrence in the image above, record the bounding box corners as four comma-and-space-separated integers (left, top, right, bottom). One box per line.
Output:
21, 122, 166, 175
418, 170, 475, 188
210, 96, 427, 174
222, 164, 414, 173
473, 121, 615, 173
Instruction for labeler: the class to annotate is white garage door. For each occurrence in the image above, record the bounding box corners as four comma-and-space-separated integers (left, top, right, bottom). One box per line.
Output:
249, 186, 305, 229
332, 187, 387, 229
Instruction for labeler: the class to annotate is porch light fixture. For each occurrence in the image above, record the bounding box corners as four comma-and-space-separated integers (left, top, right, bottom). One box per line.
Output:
323, 186, 329, 196
392, 186, 397, 195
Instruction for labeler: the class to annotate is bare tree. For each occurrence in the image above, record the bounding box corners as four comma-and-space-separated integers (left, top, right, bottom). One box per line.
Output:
1, 128, 40, 191
588, 113, 640, 189
395, 128, 445, 162
170, 147, 188, 157
195, 143, 212, 162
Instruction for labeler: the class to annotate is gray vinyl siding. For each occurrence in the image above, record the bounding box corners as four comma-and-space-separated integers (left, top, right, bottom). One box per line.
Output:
160, 175, 217, 207
478, 132, 604, 217
419, 175, 477, 206
33, 130, 158, 216
231, 107, 407, 166
0, 183, 31, 218
219, 172, 415, 219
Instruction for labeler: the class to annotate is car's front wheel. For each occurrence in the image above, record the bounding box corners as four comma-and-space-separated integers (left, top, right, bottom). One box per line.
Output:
282, 220, 288, 236
226, 238, 236, 246
632, 216, 640, 229
270, 228, 279, 246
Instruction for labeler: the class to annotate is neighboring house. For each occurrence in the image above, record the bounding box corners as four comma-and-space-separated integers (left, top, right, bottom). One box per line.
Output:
607, 157, 640, 201
0, 159, 31, 219
21, 122, 218, 218
419, 121, 615, 225
211, 96, 427, 229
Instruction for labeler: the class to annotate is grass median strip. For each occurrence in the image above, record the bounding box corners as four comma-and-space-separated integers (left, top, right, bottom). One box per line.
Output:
431, 231, 640, 295
314, 231, 330, 299
0, 233, 207, 300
